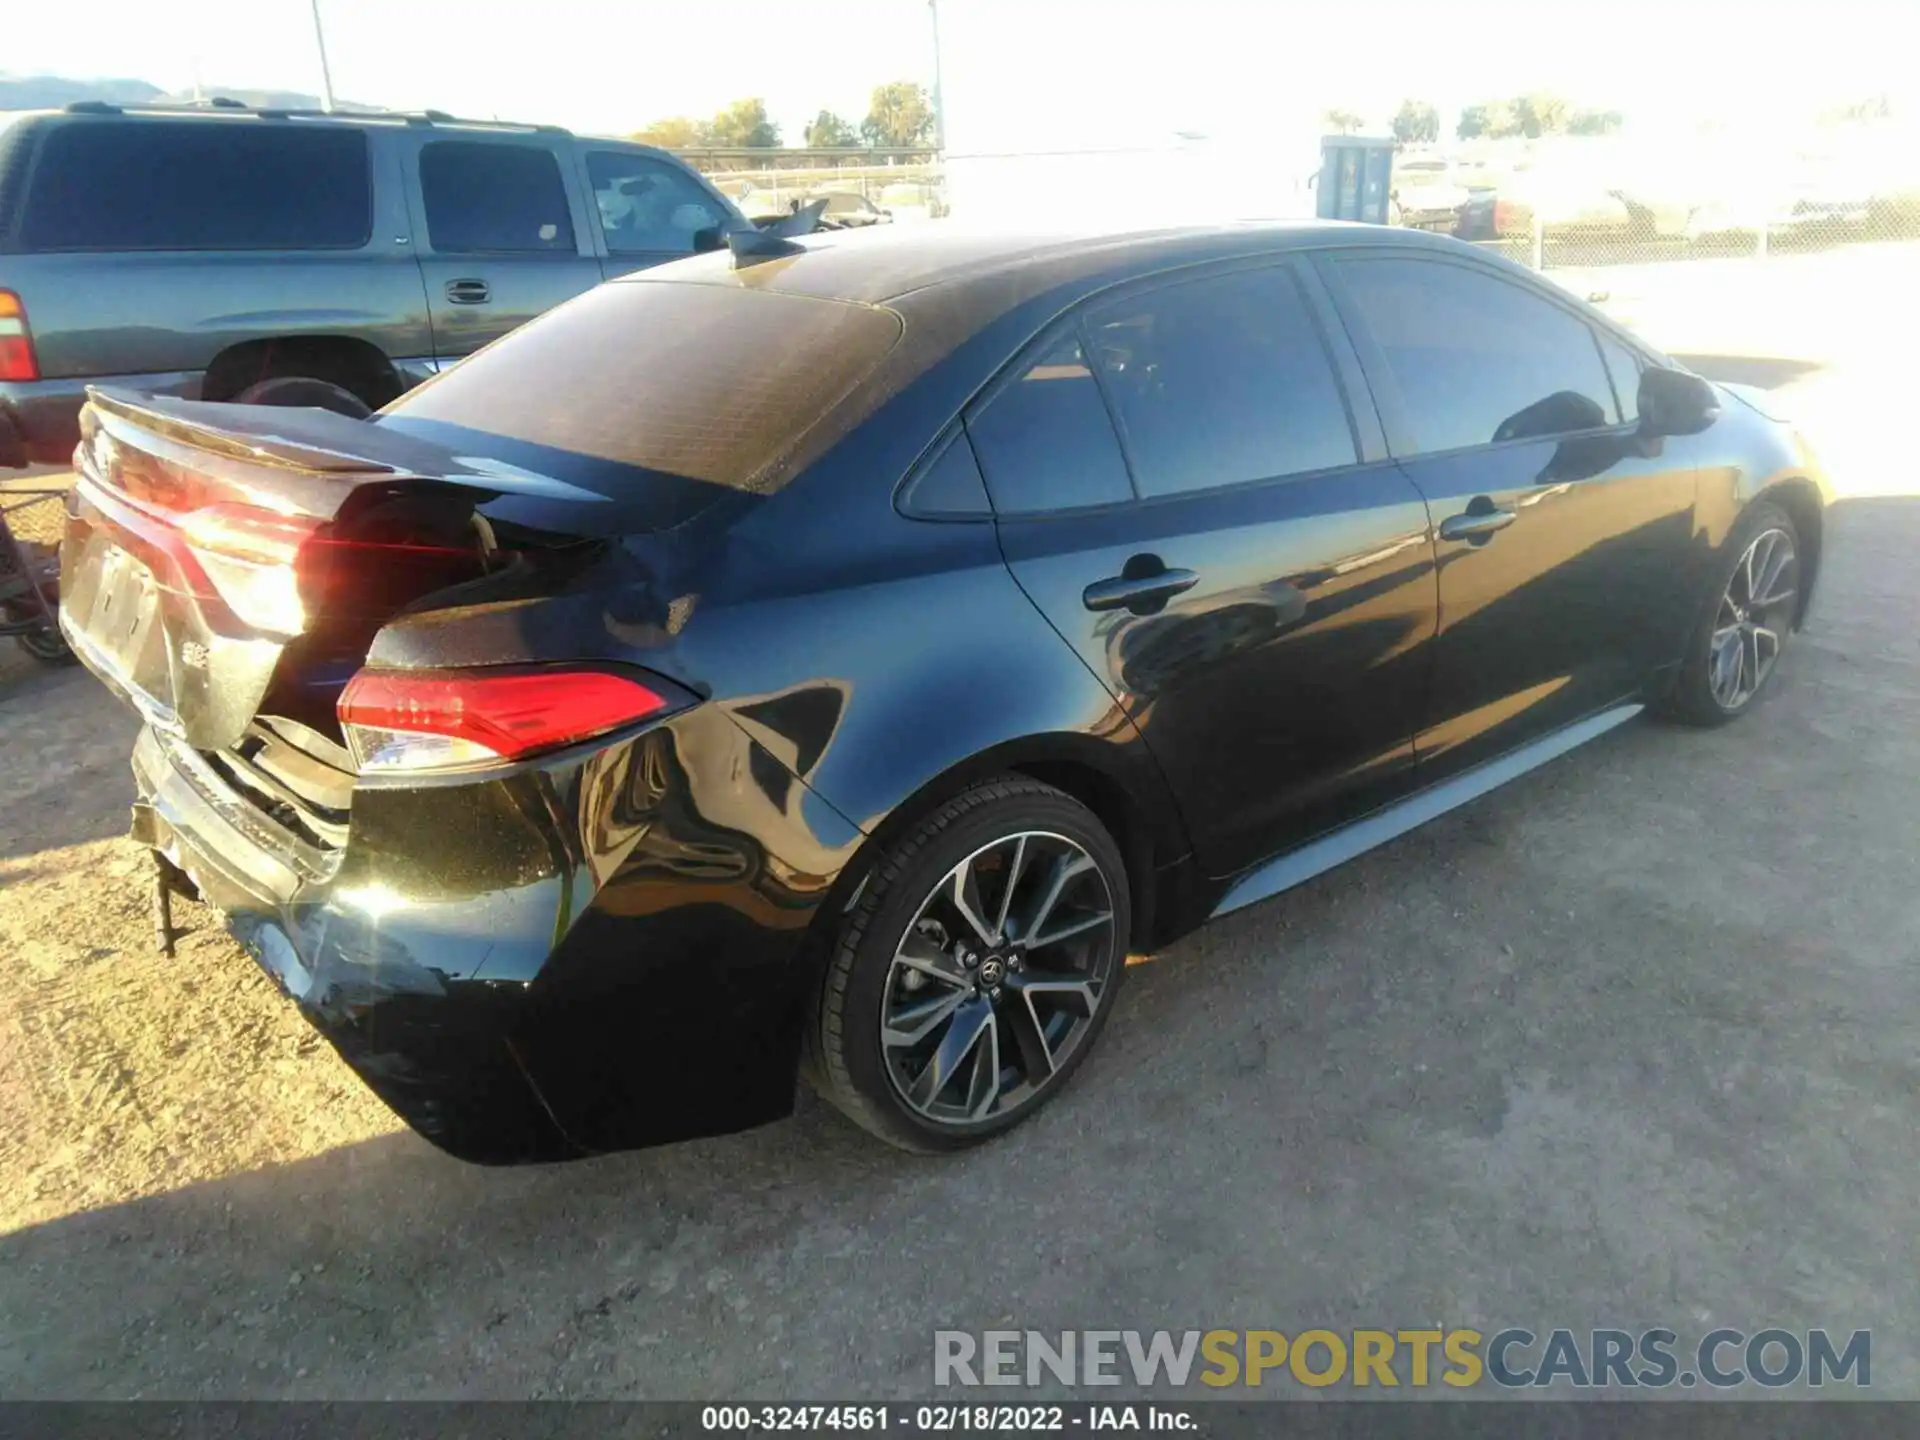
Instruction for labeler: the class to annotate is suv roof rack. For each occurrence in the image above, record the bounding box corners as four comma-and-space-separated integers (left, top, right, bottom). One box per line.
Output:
55, 101, 570, 135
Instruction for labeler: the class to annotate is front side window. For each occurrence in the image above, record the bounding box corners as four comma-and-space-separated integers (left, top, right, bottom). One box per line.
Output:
1332, 256, 1620, 455
1596, 330, 1644, 426
967, 336, 1134, 516
22, 121, 370, 251
587, 151, 727, 255
1083, 266, 1357, 498
419, 141, 575, 255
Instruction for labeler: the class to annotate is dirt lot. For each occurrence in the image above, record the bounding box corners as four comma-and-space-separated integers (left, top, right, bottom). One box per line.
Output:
3, 250, 1918, 1399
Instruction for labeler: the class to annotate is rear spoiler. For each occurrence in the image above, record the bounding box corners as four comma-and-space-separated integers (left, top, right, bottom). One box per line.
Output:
85, 388, 398, 476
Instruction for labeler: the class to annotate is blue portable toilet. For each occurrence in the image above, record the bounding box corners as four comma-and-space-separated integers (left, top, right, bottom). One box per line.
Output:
1316, 136, 1396, 225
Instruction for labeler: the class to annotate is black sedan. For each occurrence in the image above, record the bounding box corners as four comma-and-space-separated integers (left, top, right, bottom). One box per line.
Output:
58, 221, 1830, 1162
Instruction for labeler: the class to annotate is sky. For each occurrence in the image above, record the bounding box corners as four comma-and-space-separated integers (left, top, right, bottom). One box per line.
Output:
6, 0, 1915, 151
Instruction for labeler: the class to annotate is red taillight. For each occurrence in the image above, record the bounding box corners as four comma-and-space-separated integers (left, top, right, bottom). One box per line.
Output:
0, 291, 38, 383
338, 667, 679, 774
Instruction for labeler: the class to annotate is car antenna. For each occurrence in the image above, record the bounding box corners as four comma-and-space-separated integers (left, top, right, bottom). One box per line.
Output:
729, 198, 829, 267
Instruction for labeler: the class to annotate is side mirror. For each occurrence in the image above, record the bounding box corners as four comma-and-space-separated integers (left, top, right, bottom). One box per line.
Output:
1638, 367, 1720, 437
692, 227, 726, 254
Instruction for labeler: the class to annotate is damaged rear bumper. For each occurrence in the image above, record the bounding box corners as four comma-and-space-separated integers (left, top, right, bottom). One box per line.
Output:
122, 708, 858, 1165
130, 728, 579, 1163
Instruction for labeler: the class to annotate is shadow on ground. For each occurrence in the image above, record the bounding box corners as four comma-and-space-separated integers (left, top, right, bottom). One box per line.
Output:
0, 666, 136, 860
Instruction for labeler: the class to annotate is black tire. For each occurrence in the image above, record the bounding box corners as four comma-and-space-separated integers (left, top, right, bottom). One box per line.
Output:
807, 776, 1131, 1153
1656, 501, 1800, 727
15, 621, 74, 665
231, 375, 374, 419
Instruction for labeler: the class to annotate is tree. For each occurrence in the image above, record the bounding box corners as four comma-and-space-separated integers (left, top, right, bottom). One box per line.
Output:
1568, 108, 1624, 136
630, 116, 710, 149
1514, 93, 1568, 139
1391, 100, 1440, 144
804, 109, 857, 148
1456, 100, 1520, 140
860, 81, 935, 147
708, 96, 780, 148
1322, 108, 1365, 136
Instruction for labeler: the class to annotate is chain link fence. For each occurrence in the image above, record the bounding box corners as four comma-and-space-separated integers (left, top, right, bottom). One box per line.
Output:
1439, 124, 1920, 272
2, 488, 64, 548
673, 148, 945, 225
679, 121, 1920, 274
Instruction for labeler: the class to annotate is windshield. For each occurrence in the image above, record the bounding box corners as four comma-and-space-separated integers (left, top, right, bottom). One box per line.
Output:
379, 279, 904, 530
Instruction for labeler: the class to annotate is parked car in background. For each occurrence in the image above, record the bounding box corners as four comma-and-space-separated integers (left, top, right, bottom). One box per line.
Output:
730, 181, 793, 226
1686, 153, 1873, 248
60, 222, 1829, 1162
1389, 153, 1472, 233
808, 189, 893, 228
1486, 161, 1689, 243
0, 102, 748, 468
879, 179, 951, 219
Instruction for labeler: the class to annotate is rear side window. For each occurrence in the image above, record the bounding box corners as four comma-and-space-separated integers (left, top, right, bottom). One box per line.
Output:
419, 142, 575, 254
1332, 257, 1619, 455
21, 121, 370, 251
1084, 266, 1356, 497
968, 336, 1134, 515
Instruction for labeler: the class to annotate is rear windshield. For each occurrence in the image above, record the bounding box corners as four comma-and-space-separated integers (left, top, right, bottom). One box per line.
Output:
21, 120, 371, 252
379, 279, 904, 530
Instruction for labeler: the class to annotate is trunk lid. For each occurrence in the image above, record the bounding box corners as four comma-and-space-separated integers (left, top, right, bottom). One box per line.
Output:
61, 388, 609, 753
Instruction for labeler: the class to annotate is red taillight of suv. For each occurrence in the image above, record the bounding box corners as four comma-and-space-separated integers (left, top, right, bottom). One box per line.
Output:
0, 291, 39, 382
338, 667, 685, 775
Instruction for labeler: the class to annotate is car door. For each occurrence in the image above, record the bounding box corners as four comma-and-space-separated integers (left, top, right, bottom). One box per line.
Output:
580, 147, 736, 279
1318, 251, 1698, 777
969, 260, 1438, 879
401, 133, 603, 362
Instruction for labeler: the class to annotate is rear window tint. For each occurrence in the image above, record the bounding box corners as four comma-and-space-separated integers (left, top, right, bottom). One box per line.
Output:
419, 141, 575, 254
21, 121, 370, 251
379, 280, 903, 529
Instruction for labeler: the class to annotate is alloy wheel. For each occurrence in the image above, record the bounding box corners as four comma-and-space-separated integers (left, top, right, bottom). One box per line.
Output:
879, 831, 1118, 1128
1710, 527, 1798, 711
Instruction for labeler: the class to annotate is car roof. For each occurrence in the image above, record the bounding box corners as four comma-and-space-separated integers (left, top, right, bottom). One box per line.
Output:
625, 218, 1463, 307
17, 102, 576, 139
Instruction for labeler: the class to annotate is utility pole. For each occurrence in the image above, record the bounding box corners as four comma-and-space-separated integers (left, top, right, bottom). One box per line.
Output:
928, 0, 947, 154
309, 0, 338, 112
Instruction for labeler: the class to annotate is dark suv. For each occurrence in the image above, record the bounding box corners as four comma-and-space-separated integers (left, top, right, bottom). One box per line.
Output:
0, 103, 746, 467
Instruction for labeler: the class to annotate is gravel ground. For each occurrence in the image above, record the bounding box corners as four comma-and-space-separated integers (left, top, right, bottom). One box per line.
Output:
2, 252, 1917, 1400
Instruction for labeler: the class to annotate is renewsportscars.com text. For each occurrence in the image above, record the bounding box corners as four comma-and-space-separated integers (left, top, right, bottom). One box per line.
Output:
934, 1327, 1870, 1390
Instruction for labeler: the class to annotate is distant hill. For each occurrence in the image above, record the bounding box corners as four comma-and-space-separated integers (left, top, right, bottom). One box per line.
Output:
0, 74, 384, 114
0, 75, 164, 109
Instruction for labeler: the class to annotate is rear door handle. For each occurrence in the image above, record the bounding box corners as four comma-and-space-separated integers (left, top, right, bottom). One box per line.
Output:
1082, 567, 1199, 613
1438, 508, 1517, 542
445, 278, 492, 305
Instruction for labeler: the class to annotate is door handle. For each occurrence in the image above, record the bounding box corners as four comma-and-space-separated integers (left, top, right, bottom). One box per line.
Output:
444, 278, 492, 305
1082, 567, 1199, 613
1438, 507, 1517, 543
